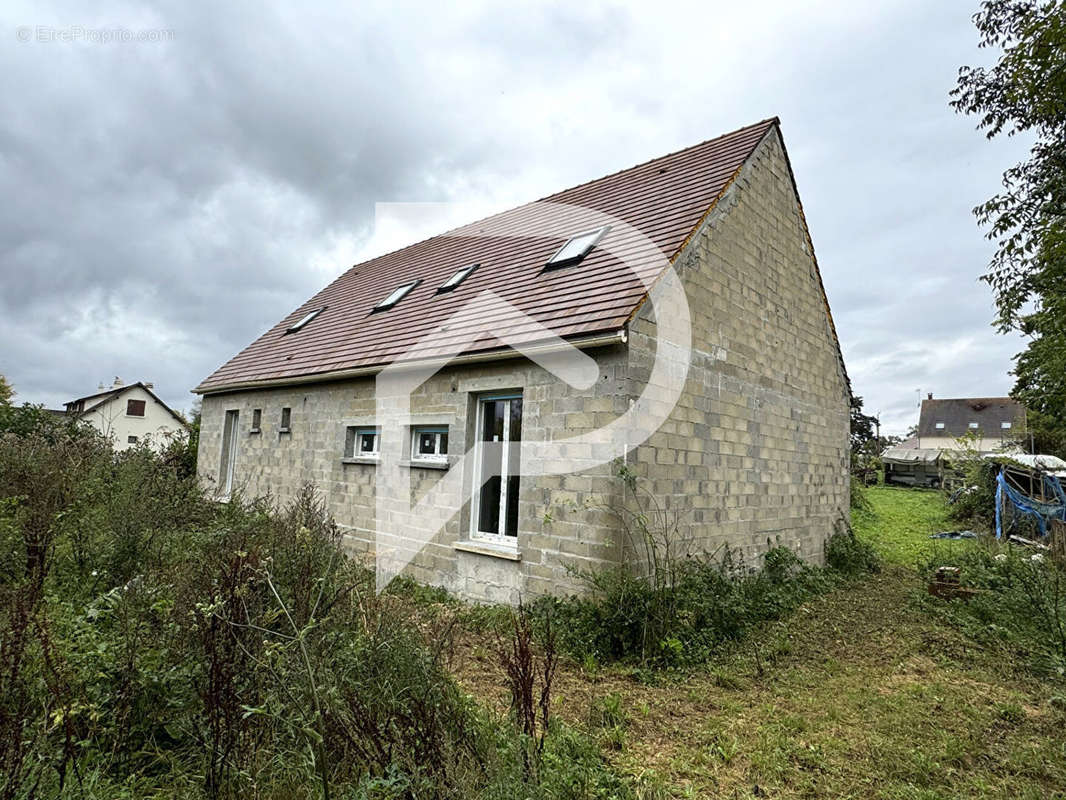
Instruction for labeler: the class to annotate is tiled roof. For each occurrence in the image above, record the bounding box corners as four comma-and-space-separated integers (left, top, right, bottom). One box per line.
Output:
196, 119, 781, 393
918, 397, 1026, 438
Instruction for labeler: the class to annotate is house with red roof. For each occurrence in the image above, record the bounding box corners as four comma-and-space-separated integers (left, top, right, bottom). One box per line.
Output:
194, 119, 850, 602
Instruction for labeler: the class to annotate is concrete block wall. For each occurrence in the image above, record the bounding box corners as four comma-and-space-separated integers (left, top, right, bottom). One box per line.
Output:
197, 348, 629, 603
196, 125, 849, 602
622, 127, 850, 568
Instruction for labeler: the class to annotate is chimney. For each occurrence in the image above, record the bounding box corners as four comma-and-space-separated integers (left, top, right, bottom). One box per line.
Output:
112, 376, 124, 388
144, 382, 154, 389
927, 392, 933, 400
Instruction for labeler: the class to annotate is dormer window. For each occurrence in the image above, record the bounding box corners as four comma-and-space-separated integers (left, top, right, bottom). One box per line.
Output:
287, 307, 325, 333
545, 226, 610, 269
374, 280, 419, 311
437, 264, 478, 293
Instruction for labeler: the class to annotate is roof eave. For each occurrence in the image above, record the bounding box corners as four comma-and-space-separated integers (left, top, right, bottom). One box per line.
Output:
193, 327, 628, 396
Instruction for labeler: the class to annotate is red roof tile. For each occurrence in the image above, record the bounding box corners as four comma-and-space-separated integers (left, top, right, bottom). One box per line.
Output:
196, 118, 779, 393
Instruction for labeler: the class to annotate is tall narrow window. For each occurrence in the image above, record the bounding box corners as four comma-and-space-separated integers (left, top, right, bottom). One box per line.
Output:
472, 394, 522, 542
280, 407, 292, 432
126, 399, 146, 417
251, 408, 262, 432
374, 280, 420, 311
437, 264, 478, 293
220, 410, 239, 497
544, 226, 610, 269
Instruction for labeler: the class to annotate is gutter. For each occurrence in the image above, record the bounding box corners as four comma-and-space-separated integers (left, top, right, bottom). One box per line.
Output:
194, 328, 628, 396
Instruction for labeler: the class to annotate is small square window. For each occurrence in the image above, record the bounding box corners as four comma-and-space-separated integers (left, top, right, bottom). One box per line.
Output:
934, 422, 945, 430
126, 399, 146, 417
1001, 422, 1012, 430
411, 426, 448, 462
345, 426, 379, 459
545, 226, 610, 269
968, 422, 979, 429
280, 407, 292, 432
374, 280, 420, 311
127, 435, 138, 444
251, 409, 262, 432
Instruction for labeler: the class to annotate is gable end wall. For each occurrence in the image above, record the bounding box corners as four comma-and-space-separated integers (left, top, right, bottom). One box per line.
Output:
624, 127, 850, 567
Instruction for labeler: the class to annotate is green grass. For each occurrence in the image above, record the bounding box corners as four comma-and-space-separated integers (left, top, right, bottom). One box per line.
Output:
853, 485, 973, 566
454, 484, 1066, 799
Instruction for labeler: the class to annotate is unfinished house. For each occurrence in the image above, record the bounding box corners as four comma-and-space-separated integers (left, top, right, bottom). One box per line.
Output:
194, 118, 850, 603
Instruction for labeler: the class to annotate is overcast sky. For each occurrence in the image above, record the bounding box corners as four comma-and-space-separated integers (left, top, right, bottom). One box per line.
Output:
1, 0, 1031, 434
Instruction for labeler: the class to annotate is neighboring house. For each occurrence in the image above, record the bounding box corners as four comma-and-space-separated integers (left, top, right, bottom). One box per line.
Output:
64, 378, 188, 451
194, 118, 850, 603
915, 394, 1025, 453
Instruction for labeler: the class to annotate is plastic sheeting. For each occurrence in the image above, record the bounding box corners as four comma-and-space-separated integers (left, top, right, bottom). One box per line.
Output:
995, 469, 1066, 539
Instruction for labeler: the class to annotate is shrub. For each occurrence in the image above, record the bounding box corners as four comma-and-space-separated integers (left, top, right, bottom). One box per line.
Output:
825, 522, 881, 576
920, 544, 1066, 677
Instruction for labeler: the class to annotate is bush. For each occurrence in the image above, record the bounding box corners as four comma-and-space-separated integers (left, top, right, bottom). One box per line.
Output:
536, 534, 875, 669
825, 522, 881, 575
0, 412, 630, 799
920, 544, 1066, 677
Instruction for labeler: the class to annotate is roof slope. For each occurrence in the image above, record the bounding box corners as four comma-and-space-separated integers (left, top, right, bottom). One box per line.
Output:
918, 397, 1025, 438
65, 382, 188, 426
197, 119, 780, 393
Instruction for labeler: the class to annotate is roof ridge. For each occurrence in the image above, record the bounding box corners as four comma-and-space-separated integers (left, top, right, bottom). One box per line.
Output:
325, 117, 781, 280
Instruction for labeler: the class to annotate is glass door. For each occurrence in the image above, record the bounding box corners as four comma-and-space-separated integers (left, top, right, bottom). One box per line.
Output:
473, 395, 522, 541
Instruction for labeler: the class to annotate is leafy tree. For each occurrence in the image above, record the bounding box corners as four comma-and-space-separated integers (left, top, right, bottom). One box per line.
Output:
0, 374, 12, 405
850, 395, 879, 456
952, 1, 1066, 439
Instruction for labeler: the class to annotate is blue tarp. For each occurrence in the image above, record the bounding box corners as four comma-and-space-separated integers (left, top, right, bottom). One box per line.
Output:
995, 468, 1066, 539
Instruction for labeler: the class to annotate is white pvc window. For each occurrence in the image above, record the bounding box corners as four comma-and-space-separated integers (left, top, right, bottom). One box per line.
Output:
935, 422, 945, 430
287, 307, 325, 333
545, 226, 610, 269
345, 426, 380, 459
471, 394, 522, 543
438, 264, 478, 293
411, 426, 448, 463
374, 280, 419, 311
968, 422, 979, 429
1001, 422, 1012, 430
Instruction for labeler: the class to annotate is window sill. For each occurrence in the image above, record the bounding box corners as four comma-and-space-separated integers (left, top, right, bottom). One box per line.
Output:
249, 428, 261, 435
341, 456, 379, 466
278, 428, 291, 435
453, 540, 521, 561
402, 459, 449, 471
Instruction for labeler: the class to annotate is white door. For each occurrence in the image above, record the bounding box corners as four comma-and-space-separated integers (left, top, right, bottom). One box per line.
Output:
472, 395, 522, 541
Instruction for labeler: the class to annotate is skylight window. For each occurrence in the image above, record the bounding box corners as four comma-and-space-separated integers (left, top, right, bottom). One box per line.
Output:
287, 306, 325, 333
374, 280, 420, 311
545, 226, 610, 269
438, 264, 478, 293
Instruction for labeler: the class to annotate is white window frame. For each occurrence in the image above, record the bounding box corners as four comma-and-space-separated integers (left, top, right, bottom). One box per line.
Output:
1001, 422, 1012, 430
545, 225, 610, 269
410, 426, 448, 464
437, 264, 478, 293
374, 280, 420, 311
286, 306, 325, 333
935, 422, 945, 430
470, 394, 522, 546
346, 426, 380, 459
220, 409, 239, 497
968, 422, 979, 429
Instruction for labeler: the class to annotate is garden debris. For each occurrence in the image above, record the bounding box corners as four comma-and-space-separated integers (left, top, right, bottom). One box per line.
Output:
928, 566, 978, 601
1008, 534, 1050, 550
930, 530, 979, 540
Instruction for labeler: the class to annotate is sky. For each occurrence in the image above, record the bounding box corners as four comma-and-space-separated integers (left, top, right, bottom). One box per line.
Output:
0, 0, 1032, 434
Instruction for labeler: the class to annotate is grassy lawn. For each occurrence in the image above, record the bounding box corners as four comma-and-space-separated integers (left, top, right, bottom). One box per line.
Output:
853, 485, 976, 566
452, 488, 1066, 799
